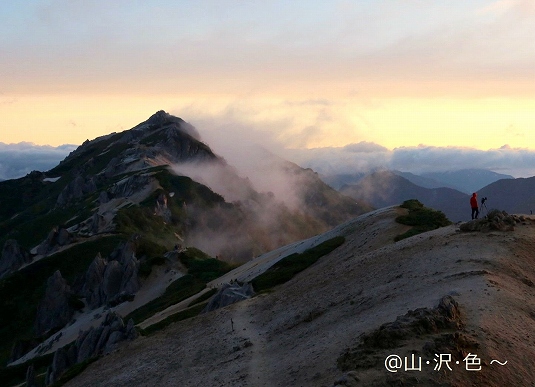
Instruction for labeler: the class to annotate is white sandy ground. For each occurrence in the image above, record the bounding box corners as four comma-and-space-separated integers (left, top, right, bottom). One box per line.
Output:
61, 207, 535, 386
138, 206, 400, 330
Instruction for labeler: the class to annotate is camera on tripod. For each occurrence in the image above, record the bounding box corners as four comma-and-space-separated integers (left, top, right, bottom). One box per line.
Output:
481, 197, 488, 205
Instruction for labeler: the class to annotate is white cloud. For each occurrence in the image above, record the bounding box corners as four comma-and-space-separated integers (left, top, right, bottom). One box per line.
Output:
0, 142, 76, 180
285, 144, 535, 178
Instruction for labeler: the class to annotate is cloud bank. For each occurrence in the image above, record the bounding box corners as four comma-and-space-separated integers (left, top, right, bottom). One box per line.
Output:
0, 142, 76, 180
173, 108, 535, 179
285, 143, 535, 178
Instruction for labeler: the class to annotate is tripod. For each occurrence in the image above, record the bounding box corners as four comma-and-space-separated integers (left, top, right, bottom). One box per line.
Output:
481, 197, 489, 217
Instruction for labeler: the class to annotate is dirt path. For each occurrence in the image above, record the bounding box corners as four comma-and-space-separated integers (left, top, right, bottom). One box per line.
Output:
231, 299, 270, 386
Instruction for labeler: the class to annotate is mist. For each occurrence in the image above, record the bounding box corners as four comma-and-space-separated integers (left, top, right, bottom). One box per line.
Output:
169, 141, 348, 262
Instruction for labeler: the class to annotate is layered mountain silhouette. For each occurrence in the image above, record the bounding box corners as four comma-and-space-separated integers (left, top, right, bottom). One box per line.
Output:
321, 169, 512, 194
421, 169, 514, 194
337, 170, 528, 222
340, 170, 470, 222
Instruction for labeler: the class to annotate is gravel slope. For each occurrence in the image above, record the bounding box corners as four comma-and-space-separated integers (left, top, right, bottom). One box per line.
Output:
65, 208, 535, 386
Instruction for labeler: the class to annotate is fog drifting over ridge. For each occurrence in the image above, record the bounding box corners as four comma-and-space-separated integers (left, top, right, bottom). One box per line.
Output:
192, 114, 535, 179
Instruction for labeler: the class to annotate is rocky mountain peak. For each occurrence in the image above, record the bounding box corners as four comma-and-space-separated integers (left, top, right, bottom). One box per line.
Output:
145, 110, 181, 127
136, 110, 201, 141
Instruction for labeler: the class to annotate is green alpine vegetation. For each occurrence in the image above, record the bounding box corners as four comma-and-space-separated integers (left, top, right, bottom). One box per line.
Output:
251, 236, 346, 292
394, 199, 452, 241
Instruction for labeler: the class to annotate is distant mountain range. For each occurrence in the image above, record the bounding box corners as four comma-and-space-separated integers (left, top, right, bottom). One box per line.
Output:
420, 169, 514, 194
336, 169, 532, 222
479, 176, 535, 215
339, 171, 470, 222
322, 168, 513, 194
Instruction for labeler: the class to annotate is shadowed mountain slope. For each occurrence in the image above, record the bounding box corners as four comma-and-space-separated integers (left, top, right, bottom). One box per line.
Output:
478, 176, 535, 215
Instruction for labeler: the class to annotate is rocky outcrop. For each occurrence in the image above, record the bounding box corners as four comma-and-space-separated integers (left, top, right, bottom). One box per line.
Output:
25, 364, 38, 387
155, 193, 172, 223
56, 174, 98, 207
82, 253, 107, 308
72, 210, 115, 236
202, 282, 255, 313
142, 110, 201, 141
45, 312, 138, 386
82, 241, 140, 308
460, 210, 527, 232
35, 271, 76, 337
109, 174, 152, 198
36, 227, 75, 256
98, 190, 110, 204
0, 239, 31, 278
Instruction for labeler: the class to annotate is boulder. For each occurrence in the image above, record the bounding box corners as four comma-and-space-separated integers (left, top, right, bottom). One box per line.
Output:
102, 260, 123, 302
460, 210, 519, 232
104, 330, 126, 354
95, 325, 112, 354
120, 254, 140, 296
77, 326, 103, 363
202, 282, 255, 313
0, 239, 31, 279
99, 190, 110, 204
36, 227, 74, 256
45, 347, 71, 386
125, 318, 139, 340
35, 271, 76, 336
155, 193, 172, 223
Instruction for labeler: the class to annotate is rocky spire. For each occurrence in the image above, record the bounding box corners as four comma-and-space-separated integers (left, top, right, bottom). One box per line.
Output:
0, 239, 31, 279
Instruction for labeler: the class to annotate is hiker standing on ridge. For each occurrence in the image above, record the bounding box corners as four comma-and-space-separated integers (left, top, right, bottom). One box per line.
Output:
470, 192, 479, 220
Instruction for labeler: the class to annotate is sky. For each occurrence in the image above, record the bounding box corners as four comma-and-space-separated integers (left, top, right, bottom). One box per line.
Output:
1, 0, 534, 178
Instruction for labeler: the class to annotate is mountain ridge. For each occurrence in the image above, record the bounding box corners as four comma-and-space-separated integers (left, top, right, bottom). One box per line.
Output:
0, 111, 372, 383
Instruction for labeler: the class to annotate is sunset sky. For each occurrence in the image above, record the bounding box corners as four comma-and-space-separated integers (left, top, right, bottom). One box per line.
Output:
1, 1, 534, 156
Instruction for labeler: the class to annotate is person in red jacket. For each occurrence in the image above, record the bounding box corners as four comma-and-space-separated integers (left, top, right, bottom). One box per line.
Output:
470, 192, 479, 219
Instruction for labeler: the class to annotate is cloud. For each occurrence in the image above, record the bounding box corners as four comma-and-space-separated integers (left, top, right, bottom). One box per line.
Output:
343, 142, 389, 153
284, 144, 535, 178
2, 1, 533, 99
0, 142, 77, 180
